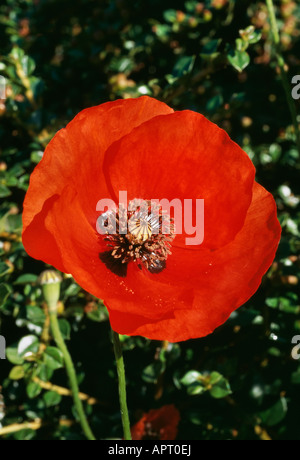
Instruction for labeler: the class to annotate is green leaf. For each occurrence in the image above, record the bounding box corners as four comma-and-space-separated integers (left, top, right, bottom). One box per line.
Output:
266, 295, 299, 314
240, 26, 262, 44
25, 305, 46, 327
248, 31, 262, 44
86, 302, 108, 323
7, 164, 25, 177
209, 372, 232, 399
172, 55, 195, 78
269, 144, 282, 163
9, 365, 25, 380
30, 151, 44, 164
109, 56, 133, 73
187, 410, 202, 425
201, 39, 221, 56
14, 429, 36, 441
206, 94, 224, 113
26, 381, 42, 399
43, 391, 62, 407
10, 47, 25, 61
268, 347, 281, 357
259, 398, 288, 426
163, 9, 177, 23
137, 85, 151, 96
235, 38, 245, 52
64, 282, 81, 298
266, 297, 279, 308
0, 283, 12, 307
291, 368, 300, 385
58, 319, 71, 340
187, 382, 206, 395
21, 55, 36, 77
202, 40, 220, 54
5, 176, 18, 187
0, 262, 12, 277
0, 184, 11, 197
18, 335, 39, 358
285, 218, 299, 236
14, 274, 38, 284
7, 214, 22, 232
37, 363, 54, 382
142, 361, 165, 384
6, 344, 24, 365
43, 347, 64, 370
153, 24, 172, 40
185, 1, 198, 13
228, 50, 250, 72
181, 370, 202, 385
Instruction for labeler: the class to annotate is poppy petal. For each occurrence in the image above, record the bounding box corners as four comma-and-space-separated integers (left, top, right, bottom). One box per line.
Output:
131, 405, 180, 440
103, 110, 256, 250
22, 97, 173, 270
108, 182, 281, 341
32, 184, 191, 321
22, 97, 281, 342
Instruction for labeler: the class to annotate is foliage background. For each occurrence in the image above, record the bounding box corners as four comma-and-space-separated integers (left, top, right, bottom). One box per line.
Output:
0, 0, 300, 440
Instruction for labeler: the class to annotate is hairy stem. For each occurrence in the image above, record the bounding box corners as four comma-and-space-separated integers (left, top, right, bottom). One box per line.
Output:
49, 308, 96, 440
111, 329, 132, 440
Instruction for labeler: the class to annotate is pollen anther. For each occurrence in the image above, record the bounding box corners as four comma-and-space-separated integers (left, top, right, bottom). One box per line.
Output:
99, 199, 175, 276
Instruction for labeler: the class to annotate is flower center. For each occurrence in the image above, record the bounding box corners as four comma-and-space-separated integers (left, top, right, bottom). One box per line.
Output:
99, 199, 175, 277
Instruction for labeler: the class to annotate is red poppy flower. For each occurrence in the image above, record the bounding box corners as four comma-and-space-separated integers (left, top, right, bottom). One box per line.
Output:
131, 405, 180, 440
22, 96, 281, 342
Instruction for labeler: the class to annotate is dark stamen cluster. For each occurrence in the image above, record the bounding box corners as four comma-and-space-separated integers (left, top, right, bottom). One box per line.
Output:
99, 200, 175, 277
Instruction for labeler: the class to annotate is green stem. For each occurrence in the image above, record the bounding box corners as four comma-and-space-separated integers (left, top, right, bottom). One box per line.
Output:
266, 0, 280, 45
111, 330, 132, 440
266, 0, 300, 153
49, 308, 96, 441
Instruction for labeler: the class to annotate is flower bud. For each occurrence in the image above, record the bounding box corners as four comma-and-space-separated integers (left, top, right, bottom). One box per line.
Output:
39, 270, 62, 311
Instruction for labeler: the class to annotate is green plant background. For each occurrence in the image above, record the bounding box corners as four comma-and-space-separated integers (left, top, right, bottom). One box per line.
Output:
0, 0, 300, 440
